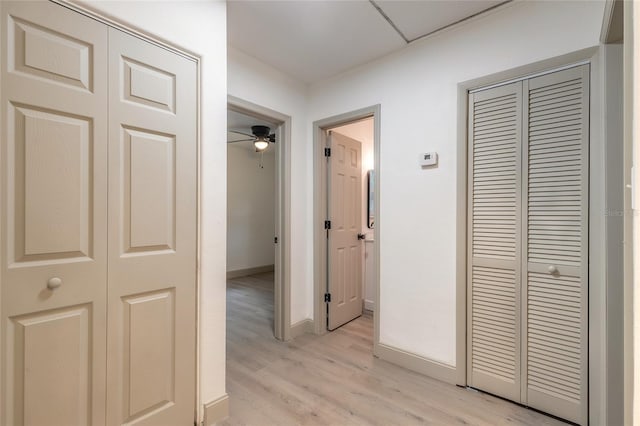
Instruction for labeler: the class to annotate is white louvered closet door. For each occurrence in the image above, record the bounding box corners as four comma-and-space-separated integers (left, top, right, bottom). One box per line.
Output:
467, 82, 522, 402
523, 65, 589, 425
468, 65, 589, 425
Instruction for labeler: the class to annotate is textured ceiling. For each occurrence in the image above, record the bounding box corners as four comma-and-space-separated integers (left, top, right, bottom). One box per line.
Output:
228, 0, 509, 83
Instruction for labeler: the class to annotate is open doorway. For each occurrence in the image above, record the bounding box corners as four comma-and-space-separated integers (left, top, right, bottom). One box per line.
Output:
227, 110, 277, 278
226, 97, 291, 341
226, 109, 277, 339
313, 106, 380, 349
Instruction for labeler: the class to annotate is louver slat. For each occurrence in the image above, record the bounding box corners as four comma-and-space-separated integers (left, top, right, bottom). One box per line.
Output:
468, 82, 521, 401
527, 273, 582, 399
472, 87, 518, 262
471, 265, 516, 379
527, 77, 583, 267
524, 66, 588, 425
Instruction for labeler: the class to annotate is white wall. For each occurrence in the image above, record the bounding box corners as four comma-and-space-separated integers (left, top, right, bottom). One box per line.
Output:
75, 0, 228, 415
309, 1, 604, 366
227, 144, 275, 272
227, 48, 311, 324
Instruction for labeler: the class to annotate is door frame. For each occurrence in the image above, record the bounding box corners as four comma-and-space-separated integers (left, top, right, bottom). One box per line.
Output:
227, 95, 292, 341
455, 46, 616, 424
312, 105, 380, 350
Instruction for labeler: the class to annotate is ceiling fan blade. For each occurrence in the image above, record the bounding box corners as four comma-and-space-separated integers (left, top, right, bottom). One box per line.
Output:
269, 133, 276, 143
228, 129, 254, 138
227, 138, 255, 143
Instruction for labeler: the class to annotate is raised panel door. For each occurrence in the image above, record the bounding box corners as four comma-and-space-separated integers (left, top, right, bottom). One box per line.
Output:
327, 132, 363, 331
106, 28, 197, 426
0, 2, 108, 424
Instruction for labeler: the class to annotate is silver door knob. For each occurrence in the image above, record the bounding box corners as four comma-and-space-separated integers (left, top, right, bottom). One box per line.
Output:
47, 277, 62, 290
547, 265, 558, 274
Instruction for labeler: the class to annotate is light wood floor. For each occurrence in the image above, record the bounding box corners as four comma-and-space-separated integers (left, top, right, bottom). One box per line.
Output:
223, 272, 564, 426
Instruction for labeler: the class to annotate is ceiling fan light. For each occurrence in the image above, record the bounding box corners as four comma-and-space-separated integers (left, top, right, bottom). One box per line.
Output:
254, 138, 269, 151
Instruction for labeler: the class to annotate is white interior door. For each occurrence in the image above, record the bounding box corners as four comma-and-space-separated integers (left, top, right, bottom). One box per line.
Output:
1, 3, 198, 425
0, 2, 108, 424
106, 28, 197, 425
522, 65, 589, 425
327, 131, 363, 331
467, 65, 589, 425
467, 82, 523, 402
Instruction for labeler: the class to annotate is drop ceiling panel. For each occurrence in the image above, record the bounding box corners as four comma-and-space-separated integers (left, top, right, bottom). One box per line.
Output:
376, 0, 506, 41
228, 0, 406, 83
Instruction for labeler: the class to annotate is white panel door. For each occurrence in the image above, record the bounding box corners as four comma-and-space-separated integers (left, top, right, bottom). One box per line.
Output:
0, 2, 108, 425
327, 132, 363, 330
467, 82, 522, 402
106, 28, 197, 426
523, 65, 589, 425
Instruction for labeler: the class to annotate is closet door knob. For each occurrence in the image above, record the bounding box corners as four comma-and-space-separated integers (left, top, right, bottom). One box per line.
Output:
47, 277, 62, 290
547, 265, 558, 274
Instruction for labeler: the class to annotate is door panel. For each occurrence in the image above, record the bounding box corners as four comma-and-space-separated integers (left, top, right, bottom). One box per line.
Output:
327, 132, 362, 330
15, 105, 93, 261
122, 127, 176, 252
523, 65, 589, 425
122, 58, 175, 112
122, 290, 176, 422
107, 28, 197, 426
467, 82, 522, 401
10, 305, 92, 426
11, 14, 93, 90
1, 2, 108, 425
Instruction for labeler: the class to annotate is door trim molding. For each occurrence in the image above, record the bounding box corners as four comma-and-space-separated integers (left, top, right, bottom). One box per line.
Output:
456, 46, 613, 424
312, 105, 381, 352
227, 95, 292, 342
53, 0, 200, 61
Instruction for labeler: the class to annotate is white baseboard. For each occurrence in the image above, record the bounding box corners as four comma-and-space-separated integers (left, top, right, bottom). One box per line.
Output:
290, 319, 313, 339
226, 264, 274, 279
364, 299, 375, 311
375, 343, 457, 385
203, 394, 229, 425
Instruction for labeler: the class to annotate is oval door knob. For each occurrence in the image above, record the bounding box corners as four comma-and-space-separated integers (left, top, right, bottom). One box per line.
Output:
547, 265, 558, 274
47, 277, 62, 290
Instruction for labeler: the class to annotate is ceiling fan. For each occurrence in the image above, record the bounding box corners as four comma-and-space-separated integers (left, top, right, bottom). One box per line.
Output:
228, 125, 276, 151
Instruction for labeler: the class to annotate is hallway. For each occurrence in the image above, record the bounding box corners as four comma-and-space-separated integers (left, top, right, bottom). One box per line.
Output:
223, 273, 563, 426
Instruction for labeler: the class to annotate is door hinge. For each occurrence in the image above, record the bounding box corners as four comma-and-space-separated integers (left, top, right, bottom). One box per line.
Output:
324, 220, 331, 230
274, 236, 278, 244
324, 147, 331, 157
324, 293, 331, 303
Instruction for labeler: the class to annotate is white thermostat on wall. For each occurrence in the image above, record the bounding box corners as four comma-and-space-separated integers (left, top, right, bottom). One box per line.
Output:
420, 152, 438, 167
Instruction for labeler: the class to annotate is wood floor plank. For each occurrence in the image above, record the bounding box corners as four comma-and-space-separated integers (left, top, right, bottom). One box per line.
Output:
223, 272, 565, 426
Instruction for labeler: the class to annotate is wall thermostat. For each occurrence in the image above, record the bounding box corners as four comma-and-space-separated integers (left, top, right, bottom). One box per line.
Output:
420, 152, 438, 167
